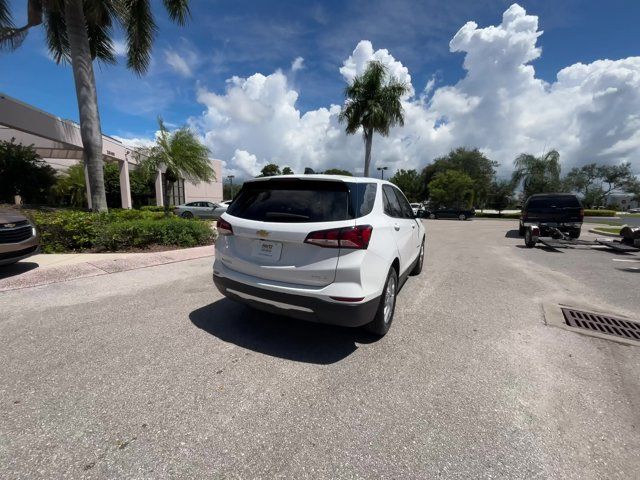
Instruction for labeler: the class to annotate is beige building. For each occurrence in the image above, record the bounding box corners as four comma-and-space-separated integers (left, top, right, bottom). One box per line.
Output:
0, 93, 222, 208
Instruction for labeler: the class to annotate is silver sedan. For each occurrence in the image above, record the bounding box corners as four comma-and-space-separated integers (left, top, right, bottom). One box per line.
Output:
174, 201, 228, 219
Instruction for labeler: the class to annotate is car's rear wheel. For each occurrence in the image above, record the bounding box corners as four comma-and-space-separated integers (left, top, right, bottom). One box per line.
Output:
429, 213, 436, 220
365, 267, 398, 336
410, 240, 425, 276
181, 211, 194, 219
458, 213, 466, 221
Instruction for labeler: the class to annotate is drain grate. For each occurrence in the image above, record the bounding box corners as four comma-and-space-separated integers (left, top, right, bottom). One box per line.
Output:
562, 308, 640, 341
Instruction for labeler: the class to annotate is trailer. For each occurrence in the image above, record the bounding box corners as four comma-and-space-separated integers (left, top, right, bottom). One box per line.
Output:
523, 225, 640, 254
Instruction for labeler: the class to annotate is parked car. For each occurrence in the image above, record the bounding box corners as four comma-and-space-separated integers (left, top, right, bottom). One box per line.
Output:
174, 201, 227, 219
628, 208, 640, 213
519, 193, 584, 238
212, 175, 426, 336
424, 208, 475, 220
0, 210, 39, 266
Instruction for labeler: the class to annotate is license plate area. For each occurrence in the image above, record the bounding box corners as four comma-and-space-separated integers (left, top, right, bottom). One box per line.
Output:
251, 240, 282, 262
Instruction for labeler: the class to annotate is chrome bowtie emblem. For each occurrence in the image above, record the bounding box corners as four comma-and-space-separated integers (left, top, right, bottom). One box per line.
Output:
3, 223, 16, 228
256, 229, 270, 238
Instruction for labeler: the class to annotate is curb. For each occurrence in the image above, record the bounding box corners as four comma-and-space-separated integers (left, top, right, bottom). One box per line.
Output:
0, 246, 214, 292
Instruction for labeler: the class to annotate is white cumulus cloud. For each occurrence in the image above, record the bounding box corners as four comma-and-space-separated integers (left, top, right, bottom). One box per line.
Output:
120, 3, 640, 181
291, 56, 305, 72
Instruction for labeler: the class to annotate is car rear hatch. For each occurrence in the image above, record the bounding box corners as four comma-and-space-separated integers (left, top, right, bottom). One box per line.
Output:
216, 178, 361, 287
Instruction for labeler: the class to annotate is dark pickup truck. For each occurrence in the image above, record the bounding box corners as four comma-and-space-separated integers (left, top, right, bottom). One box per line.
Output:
519, 193, 584, 238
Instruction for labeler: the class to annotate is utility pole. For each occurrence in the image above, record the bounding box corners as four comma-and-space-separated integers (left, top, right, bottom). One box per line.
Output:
377, 166, 388, 180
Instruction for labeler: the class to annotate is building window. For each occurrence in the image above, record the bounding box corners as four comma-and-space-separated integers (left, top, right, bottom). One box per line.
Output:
162, 175, 185, 206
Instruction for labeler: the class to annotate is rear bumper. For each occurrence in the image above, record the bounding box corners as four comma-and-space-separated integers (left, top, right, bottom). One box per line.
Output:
213, 274, 380, 327
522, 221, 581, 231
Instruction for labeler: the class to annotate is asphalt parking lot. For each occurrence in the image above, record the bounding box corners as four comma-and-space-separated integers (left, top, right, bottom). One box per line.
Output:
1, 219, 639, 479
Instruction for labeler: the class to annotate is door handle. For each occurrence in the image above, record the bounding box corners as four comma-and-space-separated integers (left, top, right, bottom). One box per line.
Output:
394, 224, 400, 231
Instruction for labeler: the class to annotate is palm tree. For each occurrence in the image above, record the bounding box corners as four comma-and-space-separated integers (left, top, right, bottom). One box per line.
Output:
139, 119, 214, 216
512, 150, 562, 198
1, 0, 191, 212
338, 61, 409, 177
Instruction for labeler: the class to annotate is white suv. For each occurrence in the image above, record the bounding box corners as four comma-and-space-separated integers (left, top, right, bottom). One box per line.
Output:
213, 175, 425, 335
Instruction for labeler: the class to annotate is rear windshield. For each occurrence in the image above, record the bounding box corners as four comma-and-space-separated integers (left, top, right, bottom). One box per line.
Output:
227, 179, 377, 222
526, 196, 582, 209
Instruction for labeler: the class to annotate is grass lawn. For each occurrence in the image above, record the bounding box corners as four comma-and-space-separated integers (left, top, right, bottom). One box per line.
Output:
586, 219, 624, 226
592, 226, 622, 235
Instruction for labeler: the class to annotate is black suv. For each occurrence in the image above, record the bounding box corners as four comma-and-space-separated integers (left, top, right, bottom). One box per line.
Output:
519, 193, 584, 238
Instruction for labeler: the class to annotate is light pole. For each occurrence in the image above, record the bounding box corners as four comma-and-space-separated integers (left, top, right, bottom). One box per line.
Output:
377, 166, 388, 180
227, 175, 235, 200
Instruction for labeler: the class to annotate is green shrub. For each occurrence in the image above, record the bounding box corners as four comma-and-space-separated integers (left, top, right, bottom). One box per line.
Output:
28, 209, 213, 253
140, 205, 166, 212
95, 217, 214, 251
30, 210, 102, 253
105, 208, 166, 221
583, 209, 617, 217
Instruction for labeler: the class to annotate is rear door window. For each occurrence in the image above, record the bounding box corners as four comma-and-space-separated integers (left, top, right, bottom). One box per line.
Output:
392, 188, 415, 219
349, 183, 377, 217
382, 185, 404, 218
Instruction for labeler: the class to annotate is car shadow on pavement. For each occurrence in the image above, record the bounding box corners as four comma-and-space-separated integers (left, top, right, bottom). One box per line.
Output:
504, 230, 521, 239
189, 299, 378, 365
0, 261, 39, 279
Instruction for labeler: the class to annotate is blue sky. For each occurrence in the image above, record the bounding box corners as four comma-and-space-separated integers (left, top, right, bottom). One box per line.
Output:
1, 0, 639, 139
2, 1, 640, 178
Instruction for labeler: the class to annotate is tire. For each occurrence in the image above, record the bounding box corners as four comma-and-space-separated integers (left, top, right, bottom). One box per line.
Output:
524, 228, 537, 248
569, 228, 581, 239
410, 239, 425, 276
429, 213, 436, 220
518, 223, 525, 236
365, 267, 398, 336
458, 213, 466, 221
181, 211, 194, 219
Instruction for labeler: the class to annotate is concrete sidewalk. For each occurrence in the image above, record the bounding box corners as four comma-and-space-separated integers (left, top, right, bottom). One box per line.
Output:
0, 245, 214, 292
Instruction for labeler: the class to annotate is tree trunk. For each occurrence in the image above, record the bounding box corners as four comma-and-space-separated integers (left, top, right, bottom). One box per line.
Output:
164, 178, 172, 217
64, 0, 108, 212
363, 128, 373, 177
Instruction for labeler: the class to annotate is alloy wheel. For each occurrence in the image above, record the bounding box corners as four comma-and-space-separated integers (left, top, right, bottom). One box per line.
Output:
383, 275, 397, 324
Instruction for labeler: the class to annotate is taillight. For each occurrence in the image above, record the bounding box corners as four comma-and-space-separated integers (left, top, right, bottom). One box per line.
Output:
304, 225, 373, 249
217, 218, 233, 235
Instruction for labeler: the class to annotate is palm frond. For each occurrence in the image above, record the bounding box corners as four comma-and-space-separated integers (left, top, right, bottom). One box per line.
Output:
339, 60, 408, 142
162, 0, 190, 25
44, 1, 70, 63
86, 19, 116, 63
122, 0, 157, 75
0, 0, 43, 51
0, 0, 11, 27
140, 118, 214, 184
